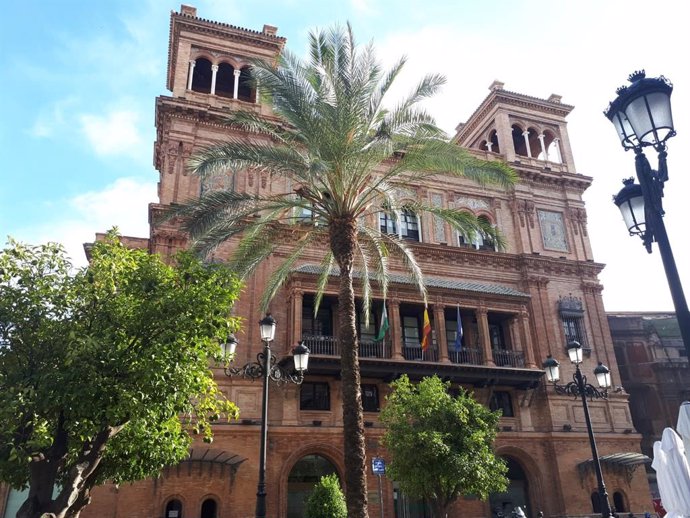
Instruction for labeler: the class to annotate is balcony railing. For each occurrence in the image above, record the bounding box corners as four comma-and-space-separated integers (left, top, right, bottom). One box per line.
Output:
302, 335, 339, 356
359, 340, 391, 359
492, 349, 525, 368
302, 335, 391, 358
402, 346, 438, 362
448, 347, 483, 365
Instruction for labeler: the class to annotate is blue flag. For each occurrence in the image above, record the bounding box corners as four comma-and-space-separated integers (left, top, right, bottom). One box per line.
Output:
454, 305, 463, 351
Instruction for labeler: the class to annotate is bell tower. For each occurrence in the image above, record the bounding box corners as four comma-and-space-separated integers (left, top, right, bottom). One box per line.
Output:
150, 5, 285, 257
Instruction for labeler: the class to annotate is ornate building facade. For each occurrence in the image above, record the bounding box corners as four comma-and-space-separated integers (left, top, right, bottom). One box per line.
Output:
1, 5, 656, 518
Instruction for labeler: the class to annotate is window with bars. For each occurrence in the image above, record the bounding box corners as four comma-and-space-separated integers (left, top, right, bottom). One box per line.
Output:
558, 295, 588, 348
300, 382, 330, 411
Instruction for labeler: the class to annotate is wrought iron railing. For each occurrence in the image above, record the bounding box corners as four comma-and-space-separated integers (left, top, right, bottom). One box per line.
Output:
359, 340, 391, 359
492, 349, 525, 368
302, 335, 339, 356
301, 335, 392, 358
448, 347, 484, 365
402, 346, 438, 362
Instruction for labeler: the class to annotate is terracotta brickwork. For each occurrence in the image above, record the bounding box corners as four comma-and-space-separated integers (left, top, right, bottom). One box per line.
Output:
1, 5, 656, 518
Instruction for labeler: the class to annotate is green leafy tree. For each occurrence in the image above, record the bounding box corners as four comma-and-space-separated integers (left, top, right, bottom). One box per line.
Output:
0, 233, 242, 518
171, 24, 516, 518
380, 375, 508, 518
305, 473, 347, 518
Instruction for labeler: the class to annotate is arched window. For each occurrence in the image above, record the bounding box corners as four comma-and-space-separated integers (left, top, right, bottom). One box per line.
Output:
238, 66, 255, 102
613, 491, 627, 513
191, 58, 212, 93
200, 498, 217, 518
526, 127, 541, 158
458, 215, 494, 251
400, 209, 420, 241
287, 454, 339, 518
489, 129, 500, 153
165, 498, 183, 518
379, 209, 420, 241
215, 62, 235, 98
380, 211, 397, 235
511, 125, 528, 157
591, 491, 602, 513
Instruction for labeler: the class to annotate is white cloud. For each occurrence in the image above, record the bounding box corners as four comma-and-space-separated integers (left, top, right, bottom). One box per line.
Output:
27, 96, 79, 138
79, 109, 146, 160
350, 0, 376, 15
12, 178, 157, 267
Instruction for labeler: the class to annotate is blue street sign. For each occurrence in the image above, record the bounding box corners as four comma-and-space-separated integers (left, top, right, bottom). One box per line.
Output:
372, 457, 386, 475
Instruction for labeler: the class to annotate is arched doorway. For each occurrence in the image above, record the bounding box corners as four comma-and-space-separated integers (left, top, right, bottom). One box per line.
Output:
489, 457, 531, 517
287, 454, 338, 518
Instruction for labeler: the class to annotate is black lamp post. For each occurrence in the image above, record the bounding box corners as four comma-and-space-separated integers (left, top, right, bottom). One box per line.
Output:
222, 314, 310, 518
604, 70, 690, 358
542, 341, 613, 518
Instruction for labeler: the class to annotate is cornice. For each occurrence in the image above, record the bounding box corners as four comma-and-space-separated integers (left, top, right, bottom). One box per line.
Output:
515, 166, 593, 191
456, 89, 574, 144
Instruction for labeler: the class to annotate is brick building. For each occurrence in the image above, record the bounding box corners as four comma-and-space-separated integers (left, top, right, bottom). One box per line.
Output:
607, 312, 690, 504
1, 5, 655, 518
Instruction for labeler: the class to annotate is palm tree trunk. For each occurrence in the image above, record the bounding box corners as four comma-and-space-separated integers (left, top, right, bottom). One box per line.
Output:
330, 216, 369, 518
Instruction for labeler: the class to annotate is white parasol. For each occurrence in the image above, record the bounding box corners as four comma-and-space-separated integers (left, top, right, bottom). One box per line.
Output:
651, 427, 690, 518
677, 401, 690, 465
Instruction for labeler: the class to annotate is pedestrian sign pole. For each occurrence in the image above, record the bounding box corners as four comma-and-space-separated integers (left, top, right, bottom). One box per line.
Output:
371, 457, 386, 518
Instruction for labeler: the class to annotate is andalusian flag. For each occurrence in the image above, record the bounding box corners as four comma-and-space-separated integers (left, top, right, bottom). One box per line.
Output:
375, 305, 389, 341
454, 305, 464, 352
421, 308, 432, 351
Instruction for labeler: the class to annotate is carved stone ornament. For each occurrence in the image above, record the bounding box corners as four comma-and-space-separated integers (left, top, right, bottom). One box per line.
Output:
454, 196, 490, 211
558, 294, 584, 317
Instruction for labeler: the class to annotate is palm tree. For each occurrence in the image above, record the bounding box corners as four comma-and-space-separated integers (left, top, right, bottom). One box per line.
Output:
171, 24, 516, 518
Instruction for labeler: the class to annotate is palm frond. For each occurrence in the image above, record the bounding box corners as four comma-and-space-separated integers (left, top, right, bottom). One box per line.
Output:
357, 223, 390, 300
188, 140, 310, 181
376, 231, 426, 306
312, 252, 334, 315
354, 238, 372, 328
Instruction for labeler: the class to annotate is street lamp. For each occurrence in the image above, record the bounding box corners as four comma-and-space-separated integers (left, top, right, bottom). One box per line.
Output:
542, 341, 613, 518
604, 70, 690, 358
224, 314, 310, 518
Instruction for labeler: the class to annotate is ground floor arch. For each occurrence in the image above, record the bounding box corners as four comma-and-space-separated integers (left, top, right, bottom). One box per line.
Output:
286, 453, 339, 518
490, 456, 532, 517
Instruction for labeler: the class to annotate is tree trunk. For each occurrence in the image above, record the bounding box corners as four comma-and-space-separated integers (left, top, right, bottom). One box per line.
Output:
330, 216, 369, 518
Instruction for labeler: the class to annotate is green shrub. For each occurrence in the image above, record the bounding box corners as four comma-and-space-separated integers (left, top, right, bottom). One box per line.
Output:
304, 473, 347, 518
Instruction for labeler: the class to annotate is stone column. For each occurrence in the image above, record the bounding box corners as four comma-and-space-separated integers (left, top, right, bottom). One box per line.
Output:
476, 306, 495, 366
522, 131, 532, 158
538, 133, 547, 160
552, 138, 562, 163
434, 303, 450, 363
291, 290, 303, 348
187, 60, 196, 90
519, 307, 537, 368
233, 68, 241, 99
210, 64, 219, 95
389, 300, 403, 360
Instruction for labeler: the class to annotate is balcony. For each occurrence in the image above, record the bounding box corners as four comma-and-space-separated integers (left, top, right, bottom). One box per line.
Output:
449, 347, 484, 365
302, 335, 392, 359
402, 346, 438, 362
492, 349, 525, 368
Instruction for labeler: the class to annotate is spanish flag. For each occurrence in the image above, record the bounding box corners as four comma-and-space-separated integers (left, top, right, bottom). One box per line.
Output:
421, 308, 431, 351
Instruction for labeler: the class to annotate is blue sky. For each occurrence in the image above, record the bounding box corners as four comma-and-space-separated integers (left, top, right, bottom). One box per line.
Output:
1, 0, 689, 312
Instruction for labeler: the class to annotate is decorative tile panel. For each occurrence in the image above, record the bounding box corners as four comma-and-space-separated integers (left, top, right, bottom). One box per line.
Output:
538, 209, 568, 251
